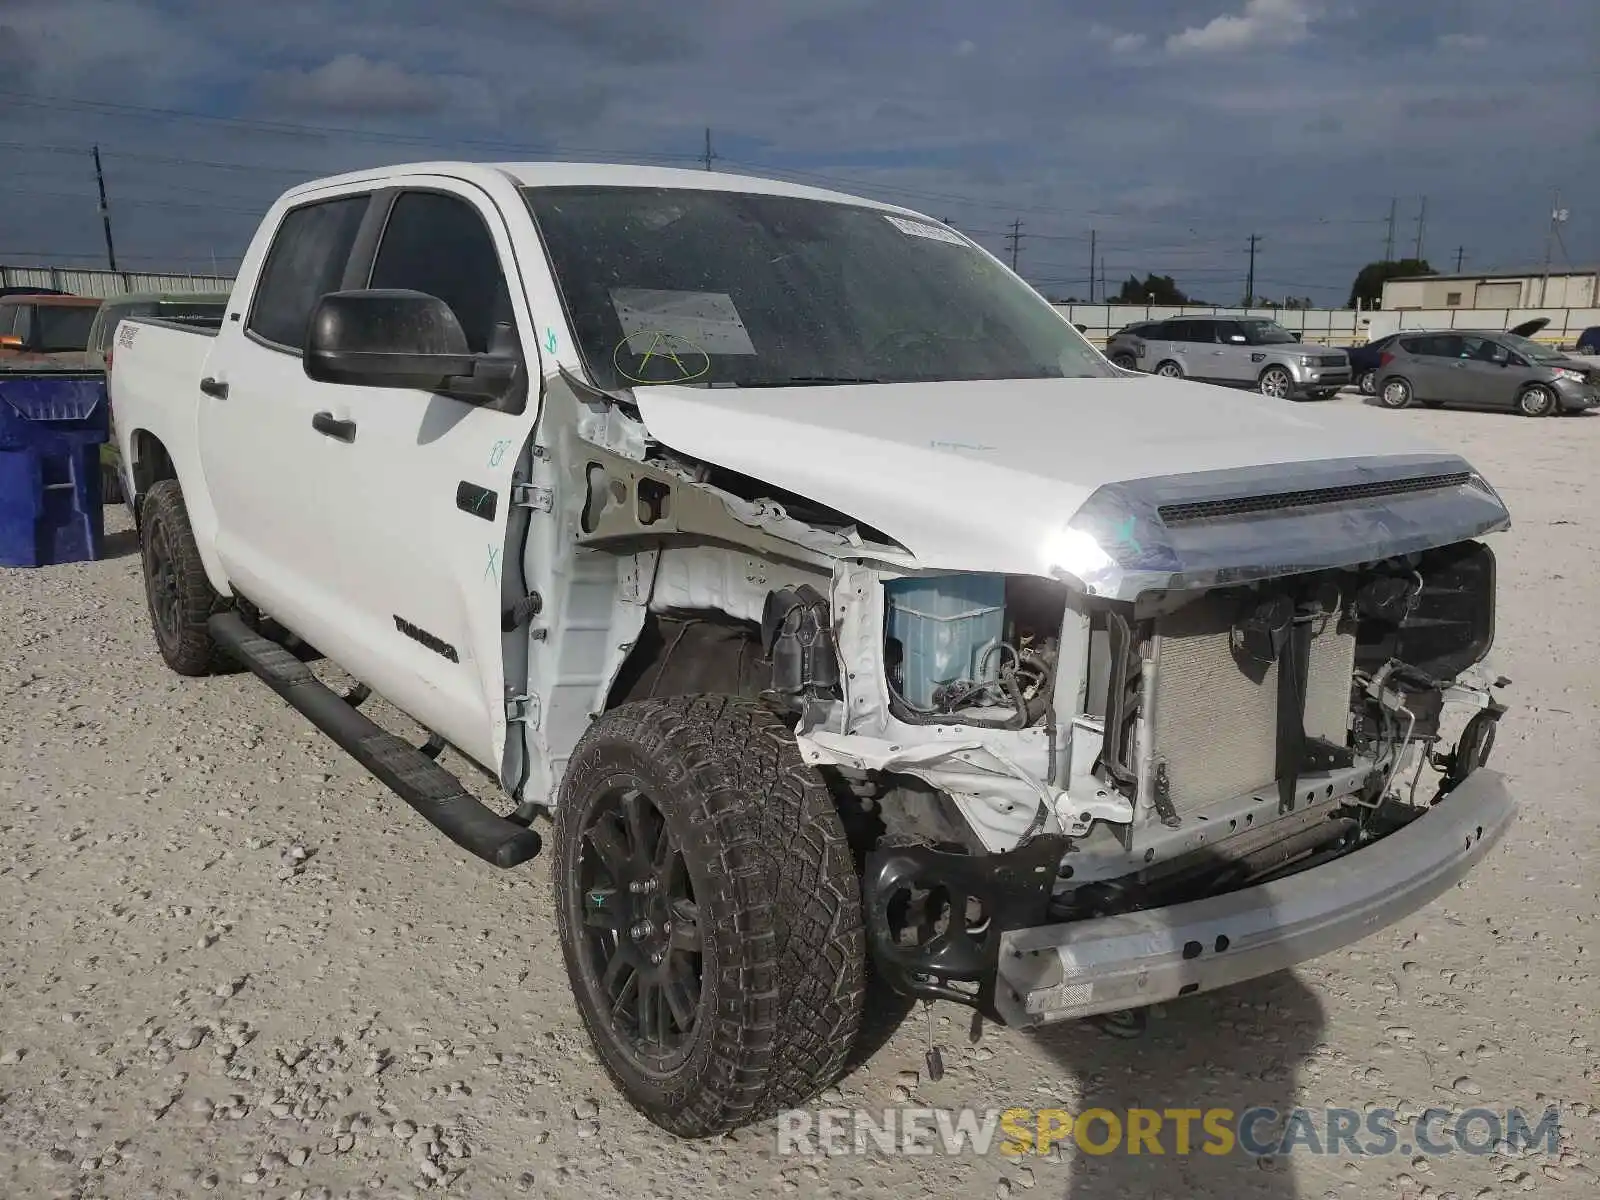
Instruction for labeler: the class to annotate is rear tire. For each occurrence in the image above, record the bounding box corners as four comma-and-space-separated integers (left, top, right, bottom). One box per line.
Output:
1110, 352, 1137, 369
1515, 384, 1555, 417
140, 480, 233, 676
553, 695, 865, 1137
1155, 360, 1183, 378
1379, 377, 1414, 409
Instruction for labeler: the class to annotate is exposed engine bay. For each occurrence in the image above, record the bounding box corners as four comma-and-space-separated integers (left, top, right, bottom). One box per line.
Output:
552, 371, 1511, 1020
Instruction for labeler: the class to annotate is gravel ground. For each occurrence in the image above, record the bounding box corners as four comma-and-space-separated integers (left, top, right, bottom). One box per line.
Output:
2, 397, 1597, 1200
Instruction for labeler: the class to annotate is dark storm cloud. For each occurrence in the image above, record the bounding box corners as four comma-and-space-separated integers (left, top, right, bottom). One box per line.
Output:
0, 0, 1594, 297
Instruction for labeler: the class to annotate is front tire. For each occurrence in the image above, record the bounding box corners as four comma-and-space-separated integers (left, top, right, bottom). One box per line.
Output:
139, 479, 232, 676
553, 695, 865, 1137
1516, 384, 1555, 417
1259, 366, 1293, 399
1379, 377, 1414, 409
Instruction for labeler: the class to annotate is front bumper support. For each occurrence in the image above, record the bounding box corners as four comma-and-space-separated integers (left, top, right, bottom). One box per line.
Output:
992, 768, 1514, 1025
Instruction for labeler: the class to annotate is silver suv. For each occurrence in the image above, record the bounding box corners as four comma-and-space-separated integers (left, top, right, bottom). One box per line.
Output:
1134, 316, 1351, 400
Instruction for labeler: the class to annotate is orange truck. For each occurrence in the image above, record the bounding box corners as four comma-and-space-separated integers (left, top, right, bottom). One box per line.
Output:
0, 294, 102, 371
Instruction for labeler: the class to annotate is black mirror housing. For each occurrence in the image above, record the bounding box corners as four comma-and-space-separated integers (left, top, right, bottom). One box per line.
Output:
304, 289, 491, 395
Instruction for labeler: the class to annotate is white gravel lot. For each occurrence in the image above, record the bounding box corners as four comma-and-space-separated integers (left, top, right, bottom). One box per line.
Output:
2, 397, 1597, 1200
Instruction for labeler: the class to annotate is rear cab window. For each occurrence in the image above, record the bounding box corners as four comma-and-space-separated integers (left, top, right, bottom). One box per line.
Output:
34, 305, 98, 352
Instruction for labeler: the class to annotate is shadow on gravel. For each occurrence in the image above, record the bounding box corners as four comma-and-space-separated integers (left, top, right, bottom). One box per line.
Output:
1031, 971, 1323, 1199
98, 528, 140, 560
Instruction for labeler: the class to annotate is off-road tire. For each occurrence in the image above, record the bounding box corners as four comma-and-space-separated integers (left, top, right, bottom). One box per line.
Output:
139, 479, 232, 676
1154, 360, 1183, 378
553, 695, 865, 1137
1516, 384, 1555, 417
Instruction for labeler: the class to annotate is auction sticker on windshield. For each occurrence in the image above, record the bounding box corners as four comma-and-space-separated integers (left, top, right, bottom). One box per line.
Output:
884, 215, 968, 246
610, 288, 756, 356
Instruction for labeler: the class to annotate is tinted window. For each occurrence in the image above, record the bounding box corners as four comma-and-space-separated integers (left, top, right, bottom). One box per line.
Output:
369, 192, 513, 354
34, 306, 98, 352
0, 304, 17, 338
1164, 320, 1202, 342
524, 186, 1112, 390
1406, 335, 1462, 358
1213, 320, 1245, 343
248, 196, 369, 350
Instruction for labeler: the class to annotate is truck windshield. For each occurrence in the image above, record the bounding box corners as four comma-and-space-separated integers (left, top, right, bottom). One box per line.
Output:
522, 186, 1111, 391
34, 306, 98, 352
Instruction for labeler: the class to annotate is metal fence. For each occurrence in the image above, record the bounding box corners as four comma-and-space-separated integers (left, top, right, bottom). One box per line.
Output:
1, 264, 234, 298
1053, 303, 1600, 347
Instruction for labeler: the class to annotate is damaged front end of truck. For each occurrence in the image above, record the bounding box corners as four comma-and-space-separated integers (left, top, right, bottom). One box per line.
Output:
535, 367, 1516, 1032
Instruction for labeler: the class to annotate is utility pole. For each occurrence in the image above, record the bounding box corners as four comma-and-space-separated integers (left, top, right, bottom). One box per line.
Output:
1004, 219, 1023, 272
1245, 234, 1261, 306
1099, 255, 1107, 303
1413, 196, 1427, 261
700, 127, 718, 171
1088, 229, 1097, 303
1383, 197, 1397, 262
92, 144, 117, 271
1539, 191, 1569, 306
1454, 245, 1465, 272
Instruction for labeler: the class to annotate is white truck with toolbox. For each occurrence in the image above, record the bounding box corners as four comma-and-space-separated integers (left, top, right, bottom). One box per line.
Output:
110, 161, 1517, 1137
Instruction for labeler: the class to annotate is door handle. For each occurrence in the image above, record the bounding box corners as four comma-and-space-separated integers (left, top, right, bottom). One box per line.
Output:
312, 411, 357, 442
199, 377, 229, 399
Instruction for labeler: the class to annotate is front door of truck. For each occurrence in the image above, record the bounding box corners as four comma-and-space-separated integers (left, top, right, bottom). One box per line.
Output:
298, 182, 544, 772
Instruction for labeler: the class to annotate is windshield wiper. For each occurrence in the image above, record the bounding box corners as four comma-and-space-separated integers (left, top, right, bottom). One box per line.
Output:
747, 375, 888, 386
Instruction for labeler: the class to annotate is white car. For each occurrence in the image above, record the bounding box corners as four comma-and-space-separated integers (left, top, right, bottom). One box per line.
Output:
110, 161, 1516, 1137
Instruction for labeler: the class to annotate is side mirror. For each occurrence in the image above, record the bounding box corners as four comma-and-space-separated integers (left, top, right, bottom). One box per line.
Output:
304, 289, 520, 404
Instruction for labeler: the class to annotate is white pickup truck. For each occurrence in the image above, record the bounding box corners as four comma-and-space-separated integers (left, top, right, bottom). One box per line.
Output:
111, 161, 1516, 1137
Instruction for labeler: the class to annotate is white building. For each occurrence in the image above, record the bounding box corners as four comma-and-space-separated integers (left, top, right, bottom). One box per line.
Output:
1382, 269, 1599, 310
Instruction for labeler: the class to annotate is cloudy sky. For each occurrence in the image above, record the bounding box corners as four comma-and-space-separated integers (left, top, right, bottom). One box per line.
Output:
2, 0, 1595, 305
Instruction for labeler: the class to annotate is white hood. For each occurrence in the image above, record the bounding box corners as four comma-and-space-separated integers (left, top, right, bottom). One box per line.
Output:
631, 375, 1442, 575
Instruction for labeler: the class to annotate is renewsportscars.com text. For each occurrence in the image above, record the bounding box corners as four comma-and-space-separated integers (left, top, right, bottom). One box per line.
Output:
776, 1106, 1563, 1159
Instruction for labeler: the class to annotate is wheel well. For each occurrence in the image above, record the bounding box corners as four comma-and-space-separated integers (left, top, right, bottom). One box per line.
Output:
1259, 363, 1289, 378
129, 430, 176, 521
1156, 359, 1181, 373
604, 611, 769, 711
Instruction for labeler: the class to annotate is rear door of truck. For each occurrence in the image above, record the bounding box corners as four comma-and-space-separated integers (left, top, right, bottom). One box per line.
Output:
197, 175, 545, 774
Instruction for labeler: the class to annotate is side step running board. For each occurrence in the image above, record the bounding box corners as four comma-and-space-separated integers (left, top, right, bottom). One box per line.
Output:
209, 612, 541, 869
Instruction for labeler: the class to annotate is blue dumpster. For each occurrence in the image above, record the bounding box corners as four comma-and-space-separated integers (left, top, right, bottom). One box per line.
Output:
0, 374, 109, 567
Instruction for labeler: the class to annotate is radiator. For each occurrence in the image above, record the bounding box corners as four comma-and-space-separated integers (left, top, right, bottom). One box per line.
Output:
1145, 596, 1356, 816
